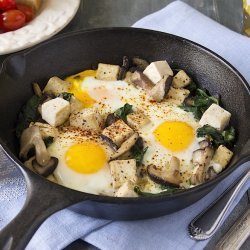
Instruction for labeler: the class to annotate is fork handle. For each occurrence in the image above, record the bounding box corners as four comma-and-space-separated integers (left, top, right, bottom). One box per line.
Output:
188, 169, 250, 240
215, 208, 250, 250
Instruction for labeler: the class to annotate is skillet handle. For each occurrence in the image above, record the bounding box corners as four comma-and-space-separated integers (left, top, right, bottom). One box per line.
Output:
0, 171, 84, 250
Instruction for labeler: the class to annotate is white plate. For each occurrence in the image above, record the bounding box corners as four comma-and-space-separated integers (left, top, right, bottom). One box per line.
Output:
0, 0, 80, 55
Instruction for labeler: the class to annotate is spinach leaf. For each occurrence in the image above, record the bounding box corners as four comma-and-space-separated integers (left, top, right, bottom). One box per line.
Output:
114, 103, 133, 122
16, 95, 43, 138
134, 186, 180, 197
197, 125, 235, 147
185, 81, 197, 94
60, 92, 73, 102
131, 145, 148, 165
180, 88, 219, 119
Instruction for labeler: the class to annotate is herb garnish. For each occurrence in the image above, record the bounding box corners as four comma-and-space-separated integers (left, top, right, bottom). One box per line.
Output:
60, 92, 74, 102
197, 125, 235, 147
114, 103, 133, 122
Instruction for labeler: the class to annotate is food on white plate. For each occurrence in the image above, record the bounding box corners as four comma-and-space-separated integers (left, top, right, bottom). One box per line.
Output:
16, 56, 236, 197
0, 0, 41, 33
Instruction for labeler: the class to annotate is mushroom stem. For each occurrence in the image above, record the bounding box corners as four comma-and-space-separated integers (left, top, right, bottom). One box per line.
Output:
19, 126, 51, 167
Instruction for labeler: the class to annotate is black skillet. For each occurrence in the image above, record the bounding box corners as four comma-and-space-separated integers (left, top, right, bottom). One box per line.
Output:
0, 28, 249, 250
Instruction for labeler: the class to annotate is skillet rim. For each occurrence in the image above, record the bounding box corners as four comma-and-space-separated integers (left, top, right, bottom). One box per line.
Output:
0, 27, 249, 204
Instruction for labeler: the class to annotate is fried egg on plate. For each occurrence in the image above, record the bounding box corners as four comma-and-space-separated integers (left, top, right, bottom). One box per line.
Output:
59, 70, 202, 193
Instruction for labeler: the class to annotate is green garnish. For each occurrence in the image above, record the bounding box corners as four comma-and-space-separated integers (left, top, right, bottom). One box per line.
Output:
180, 88, 219, 119
197, 125, 235, 147
134, 186, 180, 197
114, 103, 133, 122
16, 95, 43, 138
61, 92, 73, 102
131, 145, 148, 165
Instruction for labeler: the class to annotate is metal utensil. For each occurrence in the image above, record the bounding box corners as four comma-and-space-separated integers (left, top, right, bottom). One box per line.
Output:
188, 169, 250, 240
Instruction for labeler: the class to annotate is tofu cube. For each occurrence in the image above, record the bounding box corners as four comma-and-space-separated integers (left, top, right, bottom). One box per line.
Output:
43, 77, 71, 95
212, 145, 233, 170
41, 98, 71, 127
143, 60, 173, 84
172, 70, 191, 88
69, 108, 103, 131
127, 111, 150, 130
70, 96, 83, 113
101, 119, 134, 147
96, 63, 120, 81
166, 87, 190, 105
115, 181, 138, 197
199, 104, 231, 131
109, 159, 137, 189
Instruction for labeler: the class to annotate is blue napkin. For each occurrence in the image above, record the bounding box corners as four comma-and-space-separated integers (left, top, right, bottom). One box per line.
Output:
0, 1, 250, 249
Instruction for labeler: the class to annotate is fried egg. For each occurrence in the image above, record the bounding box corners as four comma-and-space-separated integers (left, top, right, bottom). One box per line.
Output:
47, 127, 114, 195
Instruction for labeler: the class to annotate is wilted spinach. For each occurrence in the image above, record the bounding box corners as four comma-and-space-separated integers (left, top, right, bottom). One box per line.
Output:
180, 88, 219, 119
197, 125, 235, 147
114, 103, 133, 122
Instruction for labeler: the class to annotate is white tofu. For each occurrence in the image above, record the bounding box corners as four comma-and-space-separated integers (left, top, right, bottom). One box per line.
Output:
143, 60, 173, 84
69, 108, 103, 132
127, 111, 150, 130
109, 159, 137, 189
115, 181, 138, 197
199, 104, 231, 131
43, 76, 71, 95
102, 120, 134, 147
172, 70, 191, 88
41, 97, 71, 127
70, 96, 83, 113
166, 86, 190, 105
212, 145, 233, 170
96, 63, 120, 81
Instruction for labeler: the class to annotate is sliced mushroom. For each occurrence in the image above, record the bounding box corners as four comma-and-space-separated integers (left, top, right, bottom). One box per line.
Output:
32, 83, 42, 97
147, 156, 181, 187
32, 157, 58, 177
131, 71, 154, 91
105, 113, 119, 127
100, 134, 118, 151
118, 56, 130, 80
199, 140, 211, 149
29, 122, 59, 138
132, 57, 149, 71
191, 146, 214, 185
19, 126, 51, 166
192, 146, 214, 167
149, 75, 172, 102
111, 133, 139, 160
205, 166, 217, 181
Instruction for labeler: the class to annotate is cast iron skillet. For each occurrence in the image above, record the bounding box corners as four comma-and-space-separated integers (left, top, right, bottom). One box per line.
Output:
0, 28, 249, 250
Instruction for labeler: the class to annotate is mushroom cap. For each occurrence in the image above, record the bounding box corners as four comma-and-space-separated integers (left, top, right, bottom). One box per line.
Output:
147, 156, 181, 187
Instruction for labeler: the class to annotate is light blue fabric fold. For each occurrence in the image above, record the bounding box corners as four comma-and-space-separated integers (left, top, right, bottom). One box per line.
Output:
0, 1, 249, 249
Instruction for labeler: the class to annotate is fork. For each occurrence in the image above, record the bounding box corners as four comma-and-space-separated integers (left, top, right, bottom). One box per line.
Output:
188, 169, 250, 240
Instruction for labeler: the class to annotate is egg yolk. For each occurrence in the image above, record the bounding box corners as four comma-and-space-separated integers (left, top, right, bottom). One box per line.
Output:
154, 121, 194, 152
65, 141, 107, 174
65, 70, 96, 107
